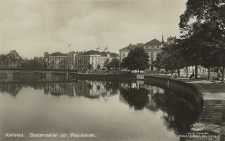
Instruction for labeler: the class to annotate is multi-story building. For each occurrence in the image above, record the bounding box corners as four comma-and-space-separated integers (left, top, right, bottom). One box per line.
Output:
45, 51, 76, 70
74, 50, 119, 71
119, 38, 164, 70
66, 52, 76, 70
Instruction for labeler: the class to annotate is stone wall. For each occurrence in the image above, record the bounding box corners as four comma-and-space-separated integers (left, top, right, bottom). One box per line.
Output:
144, 76, 203, 113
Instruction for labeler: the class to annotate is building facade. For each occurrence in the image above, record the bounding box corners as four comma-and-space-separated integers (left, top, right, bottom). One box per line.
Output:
119, 39, 163, 70
74, 50, 119, 71
45, 51, 76, 70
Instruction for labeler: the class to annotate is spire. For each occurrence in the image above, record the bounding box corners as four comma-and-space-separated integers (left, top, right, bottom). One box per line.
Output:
162, 34, 164, 43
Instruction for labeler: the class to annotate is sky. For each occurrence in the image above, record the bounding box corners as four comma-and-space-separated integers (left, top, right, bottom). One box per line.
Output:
0, 0, 187, 59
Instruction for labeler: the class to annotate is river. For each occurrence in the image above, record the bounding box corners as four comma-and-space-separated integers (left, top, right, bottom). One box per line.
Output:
0, 79, 201, 141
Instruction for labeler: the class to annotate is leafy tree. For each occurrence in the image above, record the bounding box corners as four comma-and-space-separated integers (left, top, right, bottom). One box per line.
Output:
0, 54, 7, 61
0, 54, 7, 68
153, 37, 185, 76
21, 59, 43, 68
87, 64, 92, 70
180, 0, 225, 79
107, 58, 119, 70
121, 47, 149, 74
103, 58, 110, 69
97, 64, 101, 70
120, 56, 134, 73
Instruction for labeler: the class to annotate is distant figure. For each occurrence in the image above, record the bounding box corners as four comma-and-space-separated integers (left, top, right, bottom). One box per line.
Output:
174, 74, 178, 79
189, 72, 194, 79
212, 72, 222, 82
216, 72, 221, 80
211, 77, 216, 83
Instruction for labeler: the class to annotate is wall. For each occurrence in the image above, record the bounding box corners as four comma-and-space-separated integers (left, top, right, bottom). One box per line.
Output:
144, 76, 203, 113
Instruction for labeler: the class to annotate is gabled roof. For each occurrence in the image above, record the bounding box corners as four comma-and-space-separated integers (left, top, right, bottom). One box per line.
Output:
119, 43, 143, 51
144, 39, 162, 46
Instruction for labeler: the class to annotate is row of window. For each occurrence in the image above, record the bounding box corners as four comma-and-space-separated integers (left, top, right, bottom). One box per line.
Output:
145, 45, 161, 49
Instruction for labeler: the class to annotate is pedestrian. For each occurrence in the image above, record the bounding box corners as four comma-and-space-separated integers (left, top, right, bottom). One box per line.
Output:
189, 72, 194, 79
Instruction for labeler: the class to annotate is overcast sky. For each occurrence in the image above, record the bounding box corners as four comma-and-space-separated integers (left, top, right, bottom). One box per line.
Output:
0, 0, 187, 59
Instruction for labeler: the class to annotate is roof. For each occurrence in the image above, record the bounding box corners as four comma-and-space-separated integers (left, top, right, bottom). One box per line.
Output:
119, 39, 162, 51
110, 53, 120, 58
119, 43, 143, 51
81, 50, 101, 55
50, 52, 67, 56
144, 39, 162, 46
77, 50, 119, 58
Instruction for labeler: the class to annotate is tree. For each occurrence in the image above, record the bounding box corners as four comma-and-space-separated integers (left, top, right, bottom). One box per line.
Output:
153, 37, 185, 76
103, 58, 110, 69
180, 0, 225, 79
0, 54, 7, 67
21, 59, 43, 68
88, 64, 92, 70
121, 47, 149, 74
97, 64, 101, 70
107, 58, 119, 70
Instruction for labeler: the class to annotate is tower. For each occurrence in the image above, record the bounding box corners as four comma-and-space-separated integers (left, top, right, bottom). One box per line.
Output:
161, 34, 164, 44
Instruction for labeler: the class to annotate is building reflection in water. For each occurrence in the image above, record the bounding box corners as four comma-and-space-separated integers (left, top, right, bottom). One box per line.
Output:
0, 80, 120, 99
0, 80, 201, 136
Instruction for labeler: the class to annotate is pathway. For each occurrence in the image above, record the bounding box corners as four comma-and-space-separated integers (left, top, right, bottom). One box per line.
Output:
177, 73, 225, 141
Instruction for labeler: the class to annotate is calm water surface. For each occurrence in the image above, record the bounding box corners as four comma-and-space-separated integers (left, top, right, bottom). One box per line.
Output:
0, 80, 201, 141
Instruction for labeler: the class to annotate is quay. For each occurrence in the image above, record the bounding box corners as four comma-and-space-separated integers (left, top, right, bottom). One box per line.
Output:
144, 73, 225, 141
0, 68, 77, 79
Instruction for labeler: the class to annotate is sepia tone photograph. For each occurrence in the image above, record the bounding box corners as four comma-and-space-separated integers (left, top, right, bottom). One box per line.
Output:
0, 0, 225, 141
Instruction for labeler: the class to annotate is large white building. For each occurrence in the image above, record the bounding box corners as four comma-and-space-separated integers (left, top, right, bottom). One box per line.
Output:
119, 38, 164, 70
45, 51, 76, 70
74, 50, 119, 71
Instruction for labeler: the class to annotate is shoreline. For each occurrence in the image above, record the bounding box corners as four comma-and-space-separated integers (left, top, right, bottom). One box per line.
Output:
0, 73, 223, 141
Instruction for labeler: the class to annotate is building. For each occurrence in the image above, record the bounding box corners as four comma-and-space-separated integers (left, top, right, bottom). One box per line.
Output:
74, 50, 119, 71
45, 51, 76, 70
119, 38, 164, 71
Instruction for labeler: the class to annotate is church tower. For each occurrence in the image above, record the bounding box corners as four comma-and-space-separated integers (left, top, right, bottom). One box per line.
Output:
161, 34, 164, 44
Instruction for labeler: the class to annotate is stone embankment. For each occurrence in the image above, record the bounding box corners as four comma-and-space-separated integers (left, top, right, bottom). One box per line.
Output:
144, 74, 225, 141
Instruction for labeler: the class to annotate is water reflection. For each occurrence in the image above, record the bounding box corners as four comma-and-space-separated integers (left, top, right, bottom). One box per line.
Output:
0, 80, 120, 99
0, 80, 202, 140
152, 89, 200, 135
119, 82, 201, 135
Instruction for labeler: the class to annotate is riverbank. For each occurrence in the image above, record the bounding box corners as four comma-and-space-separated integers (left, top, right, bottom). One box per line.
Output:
143, 72, 225, 141
0, 71, 223, 140
76, 73, 139, 80
173, 73, 225, 141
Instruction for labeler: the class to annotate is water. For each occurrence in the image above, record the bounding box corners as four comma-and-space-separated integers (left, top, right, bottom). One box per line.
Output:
0, 80, 201, 141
